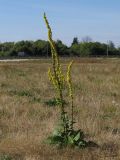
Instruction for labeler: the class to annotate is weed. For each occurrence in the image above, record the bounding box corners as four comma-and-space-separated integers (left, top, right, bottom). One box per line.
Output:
44, 98, 66, 107
0, 155, 12, 160
9, 89, 33, 97
44, 13, 89, 148
46, 116, 87, 148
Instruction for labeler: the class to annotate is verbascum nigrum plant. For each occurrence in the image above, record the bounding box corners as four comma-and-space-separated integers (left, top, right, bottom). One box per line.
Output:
44, 13, 66, 133
44, 13, 94, 148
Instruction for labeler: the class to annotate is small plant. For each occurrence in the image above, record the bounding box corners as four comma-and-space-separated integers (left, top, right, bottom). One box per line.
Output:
0, 155, 12, 160
44, 13, 90, 148
9, 89, 33, 97
44, 98, 66, 107
47, 122, 87, 148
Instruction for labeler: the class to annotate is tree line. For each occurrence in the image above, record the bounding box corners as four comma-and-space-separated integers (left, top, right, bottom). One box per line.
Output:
0, 37, 120, 57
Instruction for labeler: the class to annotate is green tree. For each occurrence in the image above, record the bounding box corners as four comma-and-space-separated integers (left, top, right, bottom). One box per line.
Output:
71, 37, 79, 46
108, 40, 115, 49
56, 40, 69, 56
33, 40, 50, 56
13, 41, 34, 56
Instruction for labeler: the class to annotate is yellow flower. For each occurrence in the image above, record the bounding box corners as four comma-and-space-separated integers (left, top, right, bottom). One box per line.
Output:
67, 61, 73, 98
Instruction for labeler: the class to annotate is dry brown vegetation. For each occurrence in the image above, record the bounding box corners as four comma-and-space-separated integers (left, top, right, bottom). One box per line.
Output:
0, 58, 120, 160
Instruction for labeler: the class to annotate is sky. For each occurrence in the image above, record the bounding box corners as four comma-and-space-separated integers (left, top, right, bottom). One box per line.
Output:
0, 0, 120, 46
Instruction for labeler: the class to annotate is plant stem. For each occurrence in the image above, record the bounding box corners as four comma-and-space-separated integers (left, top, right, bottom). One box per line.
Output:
71, 96, 74, 130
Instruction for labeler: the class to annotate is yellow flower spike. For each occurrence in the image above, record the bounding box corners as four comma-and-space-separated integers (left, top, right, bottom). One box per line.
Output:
48, 68, 57, 89
67, 60, 74, 130
44, 13, 73, 133
67, 61, 74, 98
44, 13, 59, 69
48, 68, 52, 81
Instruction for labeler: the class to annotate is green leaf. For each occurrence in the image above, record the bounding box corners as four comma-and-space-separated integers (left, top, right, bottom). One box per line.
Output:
74, 132, 80, 142
68, 136, 74, 144
47, 135, 63, 144
78, 141, 86, 147
53, 129, 61, 136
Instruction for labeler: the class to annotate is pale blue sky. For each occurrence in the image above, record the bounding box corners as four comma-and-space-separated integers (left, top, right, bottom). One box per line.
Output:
0, 0, 120, 46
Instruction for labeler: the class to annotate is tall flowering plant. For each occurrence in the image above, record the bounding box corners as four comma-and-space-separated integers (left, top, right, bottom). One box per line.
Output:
44, 13, 88, 148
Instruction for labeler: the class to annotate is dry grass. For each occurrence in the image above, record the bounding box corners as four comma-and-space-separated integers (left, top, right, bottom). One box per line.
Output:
0, 58, 120, 160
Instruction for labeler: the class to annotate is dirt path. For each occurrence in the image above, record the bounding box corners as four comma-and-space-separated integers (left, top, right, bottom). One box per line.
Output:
0, 59, 38, 62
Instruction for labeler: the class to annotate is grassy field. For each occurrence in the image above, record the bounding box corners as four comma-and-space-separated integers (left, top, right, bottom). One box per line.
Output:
0, 58, 120, 160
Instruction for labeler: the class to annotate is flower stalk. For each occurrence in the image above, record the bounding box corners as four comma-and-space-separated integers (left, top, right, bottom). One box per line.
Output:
44, 13, 66, 133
